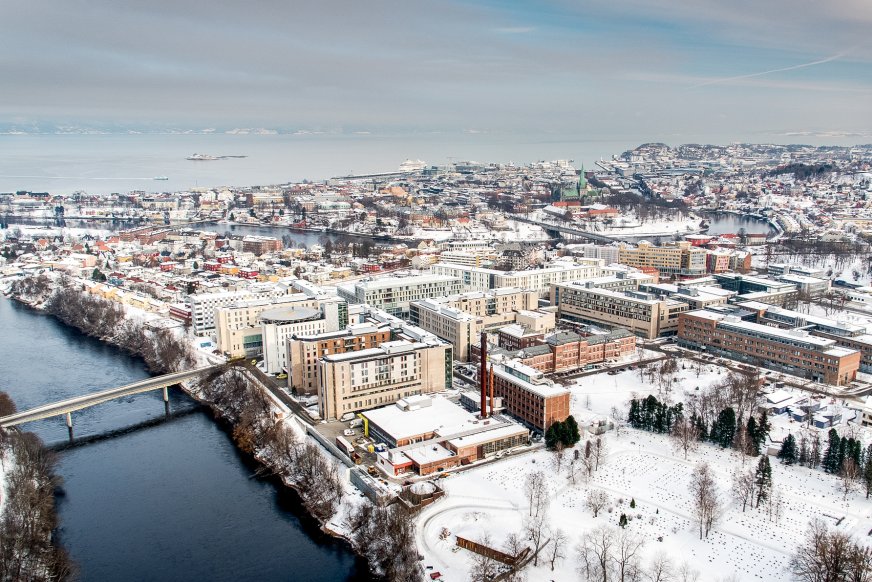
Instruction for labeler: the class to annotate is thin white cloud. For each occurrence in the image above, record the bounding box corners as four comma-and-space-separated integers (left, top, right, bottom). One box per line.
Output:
495, 26, 535, 34
690, 52, 847, 88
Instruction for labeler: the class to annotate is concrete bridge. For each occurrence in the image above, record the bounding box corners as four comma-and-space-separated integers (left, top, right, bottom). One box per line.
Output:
0, 365, 220, 432
510, 215, 619, 243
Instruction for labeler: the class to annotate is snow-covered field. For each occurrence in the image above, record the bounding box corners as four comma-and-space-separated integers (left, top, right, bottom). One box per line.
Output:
415, 360, 872, 581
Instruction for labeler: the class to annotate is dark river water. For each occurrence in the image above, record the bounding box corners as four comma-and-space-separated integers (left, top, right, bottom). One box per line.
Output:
0, 298, 371, 581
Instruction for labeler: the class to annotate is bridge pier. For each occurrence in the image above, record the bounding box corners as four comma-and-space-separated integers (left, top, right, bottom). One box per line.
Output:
163, 386, 170, 416
66, 412, 73, 441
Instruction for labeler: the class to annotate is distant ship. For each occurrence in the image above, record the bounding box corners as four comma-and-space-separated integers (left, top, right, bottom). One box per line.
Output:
186, 153, 247, 161
399, 159, 427, 172
153, 176, 169, 181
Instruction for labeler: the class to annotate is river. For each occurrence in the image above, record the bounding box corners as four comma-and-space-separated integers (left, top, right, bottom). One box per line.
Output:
0, 298, 371, 581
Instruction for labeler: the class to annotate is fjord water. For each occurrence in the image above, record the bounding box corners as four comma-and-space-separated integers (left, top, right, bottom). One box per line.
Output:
0, 298, 370, 581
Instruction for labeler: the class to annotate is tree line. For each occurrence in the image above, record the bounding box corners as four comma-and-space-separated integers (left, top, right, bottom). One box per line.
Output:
12, 274, 196, 374
0, 394, 74, 581
197, 367, 423, 580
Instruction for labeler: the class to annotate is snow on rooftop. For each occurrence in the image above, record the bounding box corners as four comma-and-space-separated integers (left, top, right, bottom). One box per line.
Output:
362, 396, 480, 440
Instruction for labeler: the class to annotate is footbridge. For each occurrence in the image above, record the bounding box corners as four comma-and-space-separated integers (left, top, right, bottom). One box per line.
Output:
0, 365, 221, 430
510, 215, 618, 243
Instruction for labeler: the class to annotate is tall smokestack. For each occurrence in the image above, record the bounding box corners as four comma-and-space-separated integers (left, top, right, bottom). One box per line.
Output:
480, 331, 488, 418
489, 363, 495, 418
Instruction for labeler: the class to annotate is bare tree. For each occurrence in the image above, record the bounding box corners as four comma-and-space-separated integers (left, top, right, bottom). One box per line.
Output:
767, 486, 784, 524
553, 441, 566, 473
524, 471, 548, 517
689, 462, 720, 539
524, 513, 548, 567
646, 552, 675, 582
841, 457, 860, 501
677, 562, 701, 582
791, 519, 872, 582
583, 440, 596, 480
612, 528, 645, 582
469, 533, 501, 582
611, 405, 625, 437
671, 417, 700, 460
578, 526, 615, 582
548, 528, 568, 572
586, 489, 610, 518
504, 532, 526, 559
731, 467, 756, 512
594, 437, 607, 471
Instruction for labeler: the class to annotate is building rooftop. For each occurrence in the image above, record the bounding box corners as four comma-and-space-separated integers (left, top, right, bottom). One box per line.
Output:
259, 306, 321, 323
446, 423, 529, 449
363, 396, 482, 441
403, 443, 456, 466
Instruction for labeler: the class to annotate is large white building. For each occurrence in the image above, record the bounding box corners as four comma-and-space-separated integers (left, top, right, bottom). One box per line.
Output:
317, 339, 452, 420
260, 298, 345, 374
187, 282, 292, 334
336, 274, 462, 317
432, 258, 607, 295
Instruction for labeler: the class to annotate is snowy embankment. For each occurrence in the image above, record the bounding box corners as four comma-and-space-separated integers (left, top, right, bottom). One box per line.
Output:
416, 359, 872, 581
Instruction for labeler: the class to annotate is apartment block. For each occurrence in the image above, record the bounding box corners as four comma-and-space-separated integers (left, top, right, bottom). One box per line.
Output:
336, 274, 462, 317
737, 300, 872, 373
432, 258, 606, 295
618, 240, 707, 278
317, 339, 453, 420
678, 309, 860, 386
552, 281, 689, 338
408, 288, 543, 361
215, 293, 347, 358
260, 297, 346, 375
187, 283, 292, 334
287, 322, 392, 395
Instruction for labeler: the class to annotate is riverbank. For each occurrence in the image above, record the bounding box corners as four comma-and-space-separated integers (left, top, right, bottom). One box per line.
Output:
0, 419, 74, 580
5, 277, 411, 580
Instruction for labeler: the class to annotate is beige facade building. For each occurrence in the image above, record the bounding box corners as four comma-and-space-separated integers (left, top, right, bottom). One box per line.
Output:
214, 293, 347, 361
408, 288, 545, 361
553, 282, 689, 339
287, 322, 393, 395
618, 241, 707, 278
317, 339, 453, 420
432, 258, 606, 295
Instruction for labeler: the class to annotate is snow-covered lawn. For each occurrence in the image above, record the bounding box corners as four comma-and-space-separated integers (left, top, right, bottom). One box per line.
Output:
415, 362, 872, 582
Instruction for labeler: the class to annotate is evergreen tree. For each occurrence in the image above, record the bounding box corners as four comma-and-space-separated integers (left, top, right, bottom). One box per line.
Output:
778, 434, 797, 465
798, 434, 809, 467
864, 453, 872, 500
618, 513, 628, 528
713, 407, 737, 448
629, 400, 641, 428
691, 414, 708, 441
756, 411, 771, 447
822, 429, 841, 474
630, 498, 636, 509
754, 456, 772, 507
746, 416, 760, 456
545, 422, 561, 450
565, 415, 581, 446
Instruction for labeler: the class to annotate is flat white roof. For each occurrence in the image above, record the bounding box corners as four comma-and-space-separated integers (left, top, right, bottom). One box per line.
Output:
404, 443, 456, 465
363, 396, 479, 440
447, 424, 528, 448
357, 274, 459, 290
494, 364, 568, 398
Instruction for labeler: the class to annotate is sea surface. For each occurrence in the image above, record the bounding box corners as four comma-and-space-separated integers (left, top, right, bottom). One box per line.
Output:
0, 298, 371, 582
1, 131, 861, 196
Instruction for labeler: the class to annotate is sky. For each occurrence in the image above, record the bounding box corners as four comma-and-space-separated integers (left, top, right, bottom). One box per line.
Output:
2, 0, 871, 140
